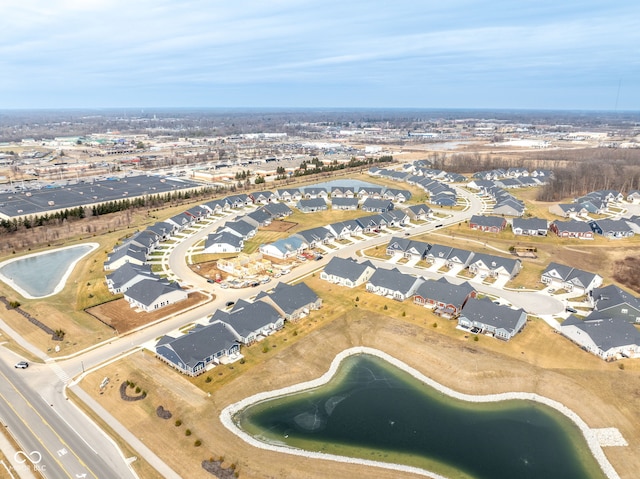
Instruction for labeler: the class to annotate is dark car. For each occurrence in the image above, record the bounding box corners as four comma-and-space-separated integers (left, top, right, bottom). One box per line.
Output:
14, 361, 29, 369
225, 301, 235, 308
315, 255, 323, 261
566, 307, 578, 313
206, 279, 215, 284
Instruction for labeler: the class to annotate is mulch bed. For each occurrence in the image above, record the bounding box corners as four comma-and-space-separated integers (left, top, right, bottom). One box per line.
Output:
202, 459, 238, 479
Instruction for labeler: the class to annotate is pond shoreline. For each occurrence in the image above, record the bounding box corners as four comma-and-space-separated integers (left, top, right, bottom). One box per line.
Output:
220, 346, 622, 479
0, 243, 98, 299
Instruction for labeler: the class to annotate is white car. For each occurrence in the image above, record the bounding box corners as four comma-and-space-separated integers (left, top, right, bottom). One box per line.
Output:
14, 361, 29, 369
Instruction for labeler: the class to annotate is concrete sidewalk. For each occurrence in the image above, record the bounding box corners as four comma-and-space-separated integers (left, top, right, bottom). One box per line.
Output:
69, 385, 182, 479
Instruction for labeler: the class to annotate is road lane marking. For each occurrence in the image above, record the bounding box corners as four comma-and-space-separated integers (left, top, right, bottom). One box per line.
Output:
0, 368, 99, 479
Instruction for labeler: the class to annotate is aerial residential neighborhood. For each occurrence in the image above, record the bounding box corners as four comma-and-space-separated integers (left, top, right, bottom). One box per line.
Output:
0, 108, 639, 479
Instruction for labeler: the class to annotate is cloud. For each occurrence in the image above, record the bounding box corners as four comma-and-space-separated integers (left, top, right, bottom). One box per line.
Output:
1, 1, 639, 108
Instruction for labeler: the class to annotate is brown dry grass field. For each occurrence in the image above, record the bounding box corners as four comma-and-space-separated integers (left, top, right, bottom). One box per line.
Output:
80, 274, 640, 479
86, 292, 210, 334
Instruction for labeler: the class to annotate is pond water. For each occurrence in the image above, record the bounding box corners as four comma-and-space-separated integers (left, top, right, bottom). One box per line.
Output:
0, 243, 97, 299
308, 179, 385, 192
237, 354, 606, 479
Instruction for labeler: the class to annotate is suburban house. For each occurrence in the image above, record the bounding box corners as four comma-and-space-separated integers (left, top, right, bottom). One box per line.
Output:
103, 244, 147, 271
219, 219, 257, 239
249, 191, 277, 204
405, 204, 432, 220
413, 277, 477, 317
357, 187, 384, 199
386, 237, 431, 260
425, 245, 475, 269
550, 220, 595, 239
203, 231, 244, 254
591, 284, 640, 324
123, 230, 161, 253
560, 315, 640, 360
331, 197, 359, 210
493, 197, 525, 216
468, 253, 522, 279
203, 199, 228, 215
243, 208, 272, 228
261, 202, 293, 218
541, 262, 603, 293
469, 215, 507, 233
326, 221, 359, 239
361, 198, 394, 213
549, 204, 589, 218
320, 257, 376, 288
627, 190, 640, 204
185, 206, 209, 221
366, 268, 423, 301
383, 209, 410, 226
275, 188, 302, 202
294, 227, 334, 248
211, 299, 284, 344
512, 217, 548, 236
145, 221, 176, 241
302, 187, 328, 199
106, 263, 157, 294
382, 188, 412, 203
166, 212, 195, 231
124, 279, 188, 312
259, 236, 307, 260
330, 186, 356, 198
224, 194, 250, 208
296, 198, 328, 213
589, 219, 635, 238
430, 191, 457, 206
458, 298, 527, 341
155, 321, 240, 376
256, 282, 322, 321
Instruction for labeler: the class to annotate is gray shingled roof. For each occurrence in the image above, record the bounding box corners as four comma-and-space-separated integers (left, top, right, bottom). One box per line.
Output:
106, 263, 156, 289
211, 299, 282, 338
124, 279, 184, 307
414, 277, 475, 306
592, 285, 640, 314
367, 268, 421, 295
156, 321, 238, 370
256, 282, 319, 315
323, 257, 375, 281
460, 298, 526, 333
563, 315, 640, 351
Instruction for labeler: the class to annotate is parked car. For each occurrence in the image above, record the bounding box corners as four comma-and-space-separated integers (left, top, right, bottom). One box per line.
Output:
566, 307, 578, 313
225, 301, 235, 308
14, 361, 28, 369
206, 278, 215, 284
315, 255, 323, 261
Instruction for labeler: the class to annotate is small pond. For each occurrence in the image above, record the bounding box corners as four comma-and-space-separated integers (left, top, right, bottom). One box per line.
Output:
236, 353, 607, 479
0, 243, 97, 299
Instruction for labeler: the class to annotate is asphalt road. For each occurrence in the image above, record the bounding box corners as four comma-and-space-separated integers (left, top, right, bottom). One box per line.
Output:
0, 349, 114, 479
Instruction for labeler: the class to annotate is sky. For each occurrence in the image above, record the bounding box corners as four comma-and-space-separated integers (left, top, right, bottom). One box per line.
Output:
1, 0, 639, 110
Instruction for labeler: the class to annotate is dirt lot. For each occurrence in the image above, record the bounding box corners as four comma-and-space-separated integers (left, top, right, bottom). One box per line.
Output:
260, 220, 297, 232
85, 292, 210, 334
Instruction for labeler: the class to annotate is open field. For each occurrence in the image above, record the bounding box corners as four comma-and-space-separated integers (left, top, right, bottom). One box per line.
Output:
85, 292, 210, 334
79, 276, 640, 478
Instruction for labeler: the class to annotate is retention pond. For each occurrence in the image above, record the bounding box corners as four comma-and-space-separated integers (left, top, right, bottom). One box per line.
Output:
231, 351, 609, 479
0, 243, 97, 299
